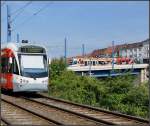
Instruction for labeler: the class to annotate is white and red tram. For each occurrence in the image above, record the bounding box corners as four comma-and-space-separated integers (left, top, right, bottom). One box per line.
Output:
1, 42, 49, 92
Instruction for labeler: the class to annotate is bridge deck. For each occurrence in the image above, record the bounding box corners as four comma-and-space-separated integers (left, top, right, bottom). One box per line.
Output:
67, 64, 149, 71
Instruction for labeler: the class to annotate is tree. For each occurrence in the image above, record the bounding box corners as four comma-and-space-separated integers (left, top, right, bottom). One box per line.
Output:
49, 57, 66, 79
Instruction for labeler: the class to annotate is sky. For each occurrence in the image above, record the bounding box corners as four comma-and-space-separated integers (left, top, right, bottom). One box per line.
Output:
1, 1, 149, 58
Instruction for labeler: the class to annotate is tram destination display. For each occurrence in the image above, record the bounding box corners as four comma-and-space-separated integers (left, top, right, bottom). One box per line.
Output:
19, 46, 46, 53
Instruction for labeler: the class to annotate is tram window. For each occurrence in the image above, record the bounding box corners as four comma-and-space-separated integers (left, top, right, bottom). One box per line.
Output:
13, 58, 19, 75
1, 57, 12, 73
1, 57, 6, 73
93, 61, 95, 66
98, 61, 102, 65
85, 61, 87, 66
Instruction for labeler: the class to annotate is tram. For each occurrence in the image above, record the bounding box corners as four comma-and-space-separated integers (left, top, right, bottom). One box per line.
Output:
0, 42, 49, 92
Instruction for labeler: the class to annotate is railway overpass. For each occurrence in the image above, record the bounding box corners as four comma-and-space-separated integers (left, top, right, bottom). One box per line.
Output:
67, 64, 149, 83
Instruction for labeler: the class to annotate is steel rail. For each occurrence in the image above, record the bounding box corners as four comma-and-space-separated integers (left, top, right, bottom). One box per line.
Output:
2, 94, 104, 125
21, 96, 115, 125
38, 93, 149, 124
1, 117, 12, 125
1, 93, 148, 125
1, 98, 64, 125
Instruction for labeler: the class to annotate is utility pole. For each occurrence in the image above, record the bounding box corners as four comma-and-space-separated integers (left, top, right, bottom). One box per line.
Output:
112, 41, 115, 71
120, 47, 122, 58
7, 5, 11, 42
89, 58, 92, 77
64, 37, 67, 66
17, 33, 19, 43
82, 44, 85, 57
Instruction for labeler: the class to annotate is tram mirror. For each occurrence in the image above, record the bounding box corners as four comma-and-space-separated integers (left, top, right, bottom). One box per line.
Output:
9, 57, 12, 64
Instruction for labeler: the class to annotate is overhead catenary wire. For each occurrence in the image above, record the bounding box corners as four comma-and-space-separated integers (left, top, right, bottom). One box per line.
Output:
1, 1, 32, 23
10, 1, 32, 15
10, 1, 32, 23
12, 2, 53, 31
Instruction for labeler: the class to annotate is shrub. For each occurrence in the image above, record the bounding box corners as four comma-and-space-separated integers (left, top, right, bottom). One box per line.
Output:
48, 58, 149, 118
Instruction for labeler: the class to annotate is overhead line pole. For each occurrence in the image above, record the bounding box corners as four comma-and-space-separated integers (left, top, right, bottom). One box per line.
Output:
17, 33, 19, 43
82, 44, 85, 57
64, 37, 67, 66
7, 5, 11, 42
112, 41, 115, 72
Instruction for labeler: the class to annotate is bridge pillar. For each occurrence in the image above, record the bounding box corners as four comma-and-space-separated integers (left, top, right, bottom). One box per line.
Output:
140, 68, 148, 83
82, 72, 84, 76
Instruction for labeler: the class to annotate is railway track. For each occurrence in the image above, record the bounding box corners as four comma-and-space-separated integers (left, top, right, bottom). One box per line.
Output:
1, 93, 149, 125
1, 99, 59, 125
28, 93, 149, 126
1, 117, 10, 126
1, 94, 106, 125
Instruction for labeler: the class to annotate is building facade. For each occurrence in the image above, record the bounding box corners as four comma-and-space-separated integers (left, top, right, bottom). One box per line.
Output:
90, 39, 149, 63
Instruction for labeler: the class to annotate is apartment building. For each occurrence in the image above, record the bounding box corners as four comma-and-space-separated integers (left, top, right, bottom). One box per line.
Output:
90, 39, 149, 63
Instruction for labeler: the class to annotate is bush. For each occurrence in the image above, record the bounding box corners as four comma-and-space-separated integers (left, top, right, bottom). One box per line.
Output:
48, 58, 149, 118
49, 57, 66, 79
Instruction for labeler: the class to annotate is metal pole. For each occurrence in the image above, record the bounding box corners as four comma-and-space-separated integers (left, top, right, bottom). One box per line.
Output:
112, 41, 115, 71
120, 47, 122, 58
64, 37, 67, 66
82, 44, 85, 57
125, 48, 126, 58
89, 58, 92, 77
7, 5, 11, 42
17, 33, 19, 43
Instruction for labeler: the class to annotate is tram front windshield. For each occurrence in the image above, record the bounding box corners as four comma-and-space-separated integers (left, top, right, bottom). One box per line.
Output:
19, 54, 48, 78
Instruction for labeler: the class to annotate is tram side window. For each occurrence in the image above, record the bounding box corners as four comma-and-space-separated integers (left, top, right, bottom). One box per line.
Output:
13, 58, 19, 75
93, 61, 95, 66
1, 57, 6, 73
85, 61, 87, 66
1, 57, 12, 73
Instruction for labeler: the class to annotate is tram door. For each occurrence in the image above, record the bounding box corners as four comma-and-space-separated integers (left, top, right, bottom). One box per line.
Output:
1, 56, 14, 89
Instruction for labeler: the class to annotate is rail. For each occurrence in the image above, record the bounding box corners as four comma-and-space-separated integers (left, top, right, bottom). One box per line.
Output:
1, 93, 149, 125
1, 94, 105, 125
26, 93, 149, 125
41, 93, 149, 123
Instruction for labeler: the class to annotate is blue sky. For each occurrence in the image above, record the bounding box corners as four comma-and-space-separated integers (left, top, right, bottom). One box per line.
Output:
1, 1, 149, 58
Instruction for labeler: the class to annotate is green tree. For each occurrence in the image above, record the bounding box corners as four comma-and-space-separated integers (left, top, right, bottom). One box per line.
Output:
48, 58, 149, 118
49, 57, 66, 79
